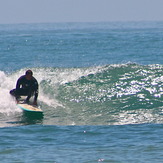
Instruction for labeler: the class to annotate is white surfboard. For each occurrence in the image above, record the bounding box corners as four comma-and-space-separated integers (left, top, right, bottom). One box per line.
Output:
17, 103, 43, 113
16, 96, 43, 113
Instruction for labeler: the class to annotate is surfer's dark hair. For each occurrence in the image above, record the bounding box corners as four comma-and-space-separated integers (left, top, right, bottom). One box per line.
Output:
25, 70, 33, 76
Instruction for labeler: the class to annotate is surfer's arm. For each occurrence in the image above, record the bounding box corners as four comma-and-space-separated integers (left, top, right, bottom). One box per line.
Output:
33, 80, 39, 105
34, 90, 38, 101
16, 76, 24, 90
32, 91, 38, 106
16, 78, 21, 90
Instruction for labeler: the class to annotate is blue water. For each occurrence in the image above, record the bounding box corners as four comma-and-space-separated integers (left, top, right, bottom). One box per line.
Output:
0, 21, 163, 162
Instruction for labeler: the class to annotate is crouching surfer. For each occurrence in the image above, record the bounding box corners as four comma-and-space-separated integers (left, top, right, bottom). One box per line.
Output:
10, 70, 38, 106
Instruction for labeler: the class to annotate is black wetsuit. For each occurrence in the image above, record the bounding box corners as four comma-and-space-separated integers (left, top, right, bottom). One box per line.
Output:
10, 75, 38, 102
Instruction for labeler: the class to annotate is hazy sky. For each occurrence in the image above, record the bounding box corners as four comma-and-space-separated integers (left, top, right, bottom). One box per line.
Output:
0, 0, 163, 24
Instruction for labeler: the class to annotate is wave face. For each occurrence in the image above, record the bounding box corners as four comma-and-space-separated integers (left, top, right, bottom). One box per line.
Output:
56, 63, 163, 125
1, 63, 163, 126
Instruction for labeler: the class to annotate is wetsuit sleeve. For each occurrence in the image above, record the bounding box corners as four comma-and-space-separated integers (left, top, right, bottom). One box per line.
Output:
16, 77, 22, 90
33, 79, 39, 101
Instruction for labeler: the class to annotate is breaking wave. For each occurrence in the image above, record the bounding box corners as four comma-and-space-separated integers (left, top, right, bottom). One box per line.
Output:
1, 63, 163, 126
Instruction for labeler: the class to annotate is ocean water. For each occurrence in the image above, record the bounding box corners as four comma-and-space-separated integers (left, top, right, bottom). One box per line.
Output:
0, 21, 163, 162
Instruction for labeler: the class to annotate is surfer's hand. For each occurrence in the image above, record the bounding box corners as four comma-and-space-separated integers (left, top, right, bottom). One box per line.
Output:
33, 101, 37, 106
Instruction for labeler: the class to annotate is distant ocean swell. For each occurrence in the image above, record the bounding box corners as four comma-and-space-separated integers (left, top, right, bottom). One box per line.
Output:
0, 63, 163, 125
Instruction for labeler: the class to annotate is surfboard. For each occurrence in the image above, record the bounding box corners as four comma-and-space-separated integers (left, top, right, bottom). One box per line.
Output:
17, 103, 43, 113
16, 96, 43, 113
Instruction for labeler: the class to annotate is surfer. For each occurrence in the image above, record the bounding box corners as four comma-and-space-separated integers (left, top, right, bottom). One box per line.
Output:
10, 70, 39, 106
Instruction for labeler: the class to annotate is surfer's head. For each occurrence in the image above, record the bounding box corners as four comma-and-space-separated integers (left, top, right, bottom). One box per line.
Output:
25, 70, 33, 80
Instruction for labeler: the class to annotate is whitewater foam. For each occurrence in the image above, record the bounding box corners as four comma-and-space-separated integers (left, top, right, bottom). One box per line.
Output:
0, 71, 21, 114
